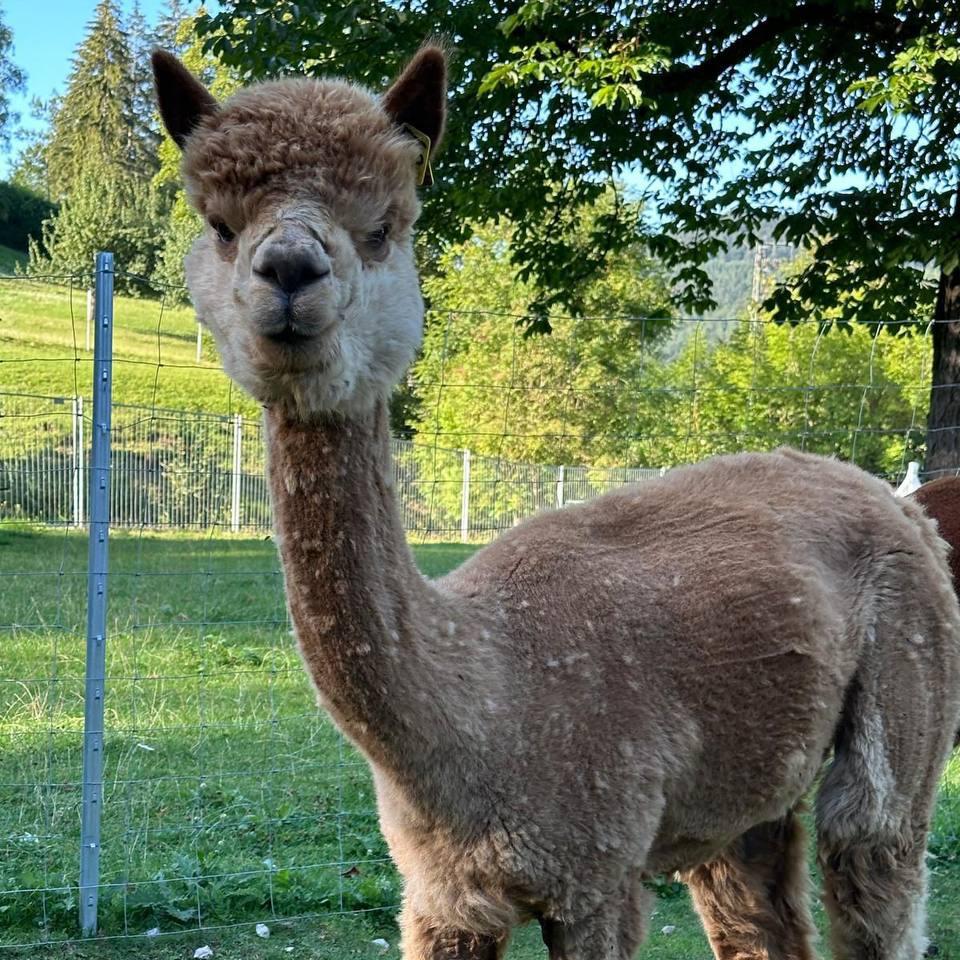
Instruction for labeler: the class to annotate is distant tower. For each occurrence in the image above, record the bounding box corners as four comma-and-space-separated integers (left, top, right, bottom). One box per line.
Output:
752, 242, 773, 307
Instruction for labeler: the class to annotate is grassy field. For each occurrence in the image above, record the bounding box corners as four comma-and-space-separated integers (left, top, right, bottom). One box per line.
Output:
0, 278, 255, 414
0, 526, 958, 958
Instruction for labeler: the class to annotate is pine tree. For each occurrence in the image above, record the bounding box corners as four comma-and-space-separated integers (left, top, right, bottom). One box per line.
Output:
44, 0, 149, 199
154, 0, 193, 55
128, 0, 162, 177
10, 97, 56, 199
0, 4, 25, 151
28, 0, 163, 288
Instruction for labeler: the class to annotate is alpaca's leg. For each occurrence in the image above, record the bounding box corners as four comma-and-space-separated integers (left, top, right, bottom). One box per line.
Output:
539, 911, 621, 960
539, 875, 651, 960
816, 777, 932, 960
399, 904, 508, 960
815, 672, 953, 960
615, 870, 651, 960
682, 809, 816, 960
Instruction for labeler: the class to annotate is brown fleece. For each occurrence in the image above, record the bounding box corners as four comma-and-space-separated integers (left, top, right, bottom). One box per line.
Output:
683, 809, 816, 960
913, 477, 960, 590
269, 410, 960, 960
911, 477, 960, 749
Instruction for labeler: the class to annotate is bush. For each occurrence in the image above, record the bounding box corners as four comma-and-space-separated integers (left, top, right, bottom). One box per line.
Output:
0, 180, 56, 252
27, 165, 163, 291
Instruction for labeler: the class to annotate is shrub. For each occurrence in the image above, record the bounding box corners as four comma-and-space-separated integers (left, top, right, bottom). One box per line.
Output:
0, 180, 56, 252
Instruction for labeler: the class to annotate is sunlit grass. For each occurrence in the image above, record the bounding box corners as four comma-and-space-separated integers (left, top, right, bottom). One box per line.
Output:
0, 527, 957, 959
0, 279, 254, 413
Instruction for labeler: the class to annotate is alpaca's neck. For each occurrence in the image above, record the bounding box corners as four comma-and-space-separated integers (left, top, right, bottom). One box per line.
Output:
265, 402, 490, 778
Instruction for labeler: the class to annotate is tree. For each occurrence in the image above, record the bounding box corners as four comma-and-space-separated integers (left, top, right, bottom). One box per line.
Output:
45, 0, 149, 199
27, 0, 168, 288
409, 220, 928, 524
28, 168, 161, 283
0, 4, 24, 152
412, 219, 672, 459
128, 0, 163, 177
10, 98, 57, 199
407, 218, 672, 525
198, 1, 960, 470
667, 319, 929, 477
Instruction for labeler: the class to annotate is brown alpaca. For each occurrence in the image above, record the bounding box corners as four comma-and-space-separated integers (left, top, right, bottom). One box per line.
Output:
912, 477, 960, 591
910, 476, 960, 748
153, 49, 960, 960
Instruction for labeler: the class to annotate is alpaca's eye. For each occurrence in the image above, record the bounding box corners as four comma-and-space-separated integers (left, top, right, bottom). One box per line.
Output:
366, 224, 390, 249
211, 220, 235, 244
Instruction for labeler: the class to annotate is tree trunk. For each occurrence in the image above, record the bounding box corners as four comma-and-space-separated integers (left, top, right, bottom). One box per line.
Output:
926, 262, 960, 478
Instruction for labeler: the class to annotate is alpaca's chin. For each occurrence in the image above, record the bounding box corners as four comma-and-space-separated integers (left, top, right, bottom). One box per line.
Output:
244, 359, 381, 420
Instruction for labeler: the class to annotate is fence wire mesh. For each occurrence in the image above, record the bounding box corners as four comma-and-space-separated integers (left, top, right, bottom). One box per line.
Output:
0, 264, 957, 949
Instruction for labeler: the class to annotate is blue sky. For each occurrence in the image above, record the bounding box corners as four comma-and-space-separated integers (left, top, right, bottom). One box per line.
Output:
2, 1, 209, 175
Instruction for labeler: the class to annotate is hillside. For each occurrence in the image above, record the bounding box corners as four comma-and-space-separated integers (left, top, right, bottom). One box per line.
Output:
0, 240, 792, 414
0, 279, 257, 414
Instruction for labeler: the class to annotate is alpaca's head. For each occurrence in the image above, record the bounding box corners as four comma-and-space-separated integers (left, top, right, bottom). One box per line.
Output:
152, 47, 446, 418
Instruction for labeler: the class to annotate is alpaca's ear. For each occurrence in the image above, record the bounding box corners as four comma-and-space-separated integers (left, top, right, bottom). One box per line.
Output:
383, 45, 447, 158
152, 50, 219, 150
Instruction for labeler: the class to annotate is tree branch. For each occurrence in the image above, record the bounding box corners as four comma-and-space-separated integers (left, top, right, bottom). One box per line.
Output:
647, 2, 910, 97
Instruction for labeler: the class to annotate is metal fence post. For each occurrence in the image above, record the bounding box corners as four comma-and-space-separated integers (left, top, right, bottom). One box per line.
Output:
460, 449, 471, 543
72, 397, 81, 527
231, 413, 243, 533
85, 287, 94, 352
79, 252, 114, 936
556, 465, 565, 510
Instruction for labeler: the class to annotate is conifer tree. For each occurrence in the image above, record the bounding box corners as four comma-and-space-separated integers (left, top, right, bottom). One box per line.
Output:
29, 0, 162, 288
128, 0, 162, 177
45, 0, 145, 198
0, 4, 24, 151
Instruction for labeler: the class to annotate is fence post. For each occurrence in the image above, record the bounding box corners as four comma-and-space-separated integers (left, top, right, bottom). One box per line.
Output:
85, 287, 94, 352
460, 449, 471, 543
231, 413, 243, 533
79, 252, 113, 936
72, 396, 86, 528
556, 465, 565, 509
196, 323, 203, 364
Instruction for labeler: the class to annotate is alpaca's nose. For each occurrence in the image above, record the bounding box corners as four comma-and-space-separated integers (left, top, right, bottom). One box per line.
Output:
253, 242, 330, 296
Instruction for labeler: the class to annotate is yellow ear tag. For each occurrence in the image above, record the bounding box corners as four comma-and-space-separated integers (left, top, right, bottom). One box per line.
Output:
402, 123, 434, 187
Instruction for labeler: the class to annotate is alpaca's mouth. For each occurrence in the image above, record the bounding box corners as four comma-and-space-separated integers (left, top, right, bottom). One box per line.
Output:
257, 294, 337, 348
261, 303, 317, 345
264, 324, 314, 346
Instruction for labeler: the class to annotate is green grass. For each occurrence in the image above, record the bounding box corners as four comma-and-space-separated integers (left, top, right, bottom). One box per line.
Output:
0, 279, 254, 414
0, 527, 958, 958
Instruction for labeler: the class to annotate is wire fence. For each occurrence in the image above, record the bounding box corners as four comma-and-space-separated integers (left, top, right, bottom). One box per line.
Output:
0, 257, 957, 949
0, 393, 663, 541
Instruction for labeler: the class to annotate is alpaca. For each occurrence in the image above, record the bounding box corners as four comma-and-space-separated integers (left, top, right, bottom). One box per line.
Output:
912, 477, 960, 592
910, 476, 960, 748
153, 48, 960, 960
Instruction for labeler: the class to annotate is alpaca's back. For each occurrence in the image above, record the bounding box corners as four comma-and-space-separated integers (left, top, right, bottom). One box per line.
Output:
446, 449, 955, 661
439, 448, 960, 877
